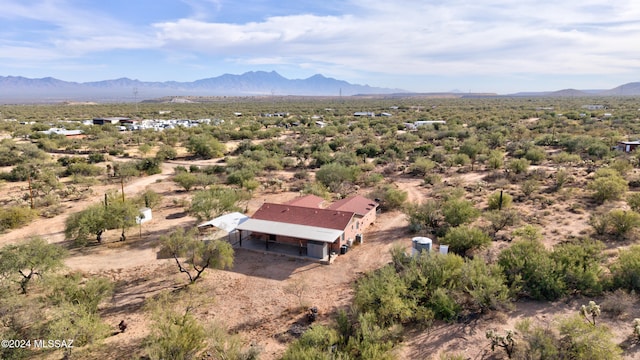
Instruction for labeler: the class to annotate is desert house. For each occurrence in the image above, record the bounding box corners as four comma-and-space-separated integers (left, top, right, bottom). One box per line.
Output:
616, 141, 640, 153
235, 195, 378, 262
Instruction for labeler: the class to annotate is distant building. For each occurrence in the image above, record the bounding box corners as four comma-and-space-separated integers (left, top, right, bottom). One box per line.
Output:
353, 112, 375, 117
616, 141, 640, 153
39, 128, 84, 138
93, 117, 130, 125
582, 104, 605, 110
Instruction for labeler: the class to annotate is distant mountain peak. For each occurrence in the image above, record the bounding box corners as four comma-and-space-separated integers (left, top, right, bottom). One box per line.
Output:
0, 71, 405, 103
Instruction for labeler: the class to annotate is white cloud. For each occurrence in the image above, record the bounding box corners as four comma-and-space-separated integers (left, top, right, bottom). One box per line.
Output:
151, 0, 640, 79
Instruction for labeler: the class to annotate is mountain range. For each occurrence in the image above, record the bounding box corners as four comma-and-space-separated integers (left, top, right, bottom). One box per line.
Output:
0, 71, 639, 104
0, 71, 403, 103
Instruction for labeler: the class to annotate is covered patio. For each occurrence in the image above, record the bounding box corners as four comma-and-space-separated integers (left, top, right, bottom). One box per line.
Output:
235, 218, 342, 264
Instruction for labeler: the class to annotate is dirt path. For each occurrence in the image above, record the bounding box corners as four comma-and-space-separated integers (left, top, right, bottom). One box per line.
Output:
0, 164, 175, 247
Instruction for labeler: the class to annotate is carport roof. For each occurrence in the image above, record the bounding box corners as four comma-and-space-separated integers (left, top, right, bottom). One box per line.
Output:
236, 219, 343, 243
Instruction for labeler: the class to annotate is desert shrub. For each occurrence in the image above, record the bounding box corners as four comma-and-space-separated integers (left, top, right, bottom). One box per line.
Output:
155, 144, 178, 160
282, 325, 340, 360
484, 209, 520, 238
364, 172, 384, 186
487, 191, 513, 210
65, 162, 103, 177
551, 238, 605, 296
0, 206, 38, 231
368, 185, 407, 211
442, 226, 492, 256
610, 158, 633, 176
174, 172, 199, 191
627, 192, 640, 212
588, 169, 628, 204
460, 258, 511, 313
136, 157, 162, 175
1, 164, 36, 182
524, 147, 546, 164
498, 238, 565, 300
442, 198, 480, 227
87, 153, 105, 163
47, 273, 114, 314
424, 173, 442, 185
406, 200, 443, 233
451, 153, 470, 166
553, 168, 570, 191
514, 318, 561, 359
551, 151, 581, 164
315, 163, 360, 192
145, 295, 207, 360
610, 245, 640, 291
606, 209, 640, 238
600, 289, 634, 319
521, 179, 539, 197
506, 158, 530, 175
557, 315, 622, 359
487, 150, 504, 170
428, 288, 460, 322
135, 189, 162, 209
226, 168, 256, 187
589, 212, 610, 236
353, 266, 415, 326
189, 187, 249, 223
408, 158, 436, 176
186, 134, 225, 159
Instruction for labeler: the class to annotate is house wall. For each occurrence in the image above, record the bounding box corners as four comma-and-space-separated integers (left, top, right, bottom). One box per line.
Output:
250, 232, 339, 250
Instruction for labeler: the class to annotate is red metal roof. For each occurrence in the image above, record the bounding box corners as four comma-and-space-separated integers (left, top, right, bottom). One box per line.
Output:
252, 203, 354, 230
283, 194, 325, 208
326, 195, 378, 216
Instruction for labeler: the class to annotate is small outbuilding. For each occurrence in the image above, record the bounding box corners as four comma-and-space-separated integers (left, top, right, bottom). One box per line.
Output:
616, 141, 640, 153
136, 207, 153, 224
197, 212, 250, 243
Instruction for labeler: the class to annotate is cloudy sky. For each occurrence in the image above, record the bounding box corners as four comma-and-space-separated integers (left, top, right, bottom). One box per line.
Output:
1, 0, 639, 93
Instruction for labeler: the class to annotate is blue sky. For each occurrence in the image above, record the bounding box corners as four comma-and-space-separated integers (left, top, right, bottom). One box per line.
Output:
1, 0, 639, 94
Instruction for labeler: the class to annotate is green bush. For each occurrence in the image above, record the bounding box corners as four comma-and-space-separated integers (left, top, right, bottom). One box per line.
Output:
487, 191, 513, 210
627, 192, 640, 212
0, 206, 38, 231
498, 239, 566, 300
442, 226, 492, 255
442, 198, 480, 227
557, 315, 622, 359
610, 245, 640, 291
551, 238, 605, 296
66, 162, 104, 177
353, 266, 415, 326
588, 169, 628, 203
186, 134, 225, 159
506, 158, 530, 175
174, 172, 199, 191
368, 185, 407, 211
316, 163, 361, 192
607, 209, 640, 238
428, 288, 460, 322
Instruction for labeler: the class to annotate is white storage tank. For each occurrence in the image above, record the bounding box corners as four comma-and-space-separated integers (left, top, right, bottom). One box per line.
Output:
439, 244, 449, 255
412, 237, 432, 255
